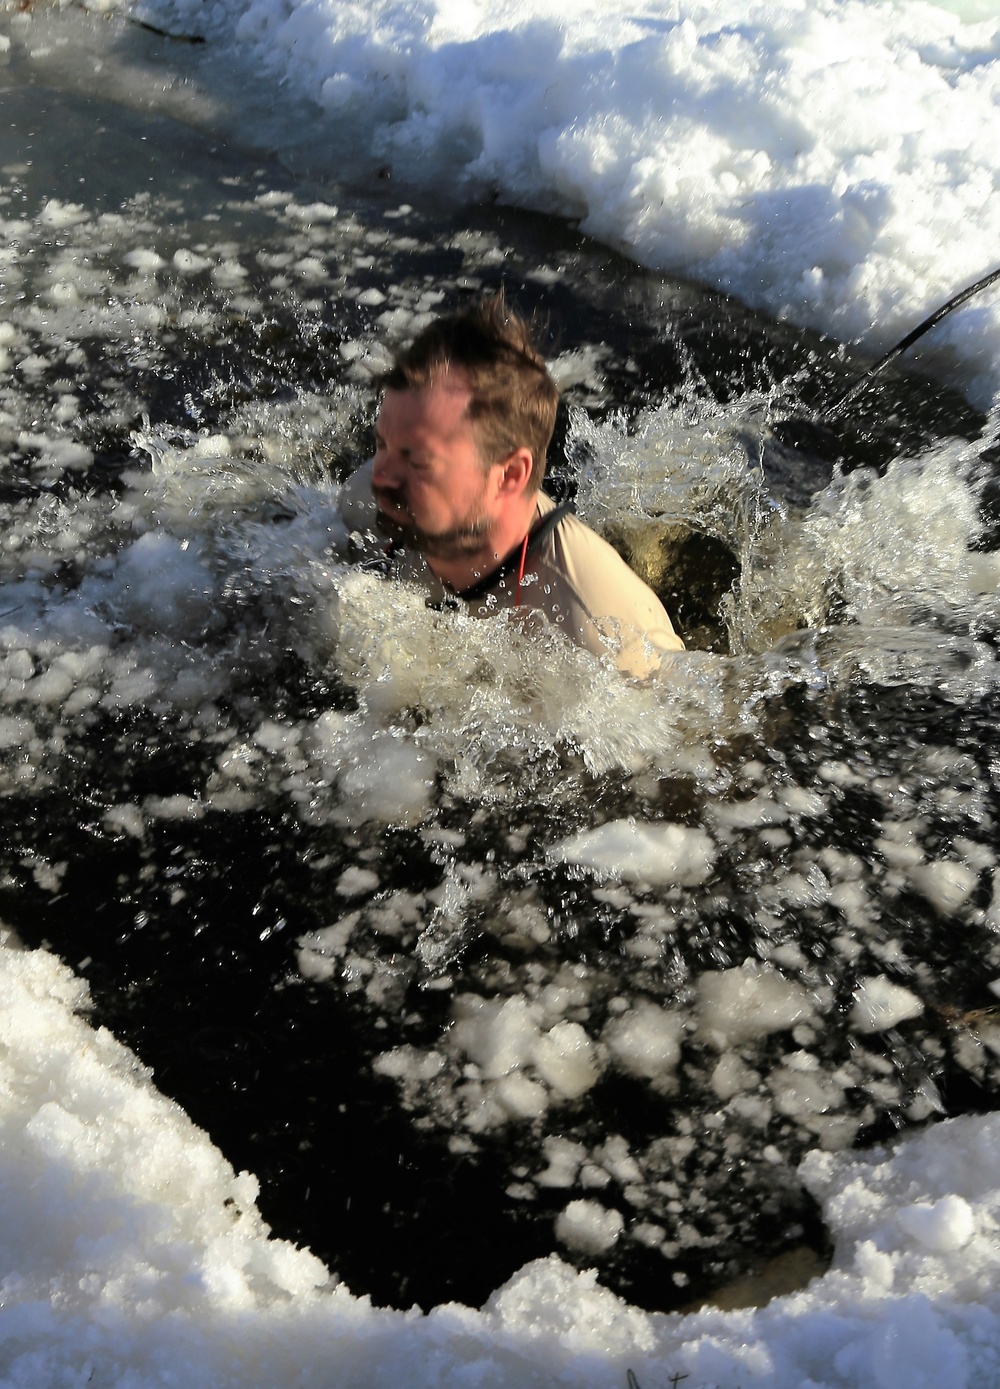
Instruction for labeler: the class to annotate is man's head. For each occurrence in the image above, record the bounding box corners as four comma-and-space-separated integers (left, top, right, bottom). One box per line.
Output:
370, 294, 560, 575
381, 292, 558, 491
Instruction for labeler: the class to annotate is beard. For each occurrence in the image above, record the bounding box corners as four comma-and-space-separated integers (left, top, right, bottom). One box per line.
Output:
373, 488, 496, 560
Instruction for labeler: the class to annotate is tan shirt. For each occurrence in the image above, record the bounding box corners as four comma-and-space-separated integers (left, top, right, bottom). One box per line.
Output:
339, 461, 684, 678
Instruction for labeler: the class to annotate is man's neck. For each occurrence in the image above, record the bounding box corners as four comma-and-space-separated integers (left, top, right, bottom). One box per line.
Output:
426, 496, 539, 592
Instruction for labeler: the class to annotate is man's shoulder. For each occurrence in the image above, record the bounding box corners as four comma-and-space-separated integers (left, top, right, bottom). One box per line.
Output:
530, 498, 685, 662
536, 500, 646, 593
339, 458, 377, 531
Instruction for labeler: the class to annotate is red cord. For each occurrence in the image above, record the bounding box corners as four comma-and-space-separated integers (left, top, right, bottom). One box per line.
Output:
514, 531, 530, 606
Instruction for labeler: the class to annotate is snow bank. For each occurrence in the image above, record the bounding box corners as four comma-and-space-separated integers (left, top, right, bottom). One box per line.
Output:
98, 0, 1000, 406
3, 943, 1000, 1389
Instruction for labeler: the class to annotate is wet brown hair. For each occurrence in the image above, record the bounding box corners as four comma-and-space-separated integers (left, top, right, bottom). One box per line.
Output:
381, 291, 559, 491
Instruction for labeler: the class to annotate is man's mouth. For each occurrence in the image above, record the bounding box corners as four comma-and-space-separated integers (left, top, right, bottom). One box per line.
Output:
372, 488, 410, 522
371, 489, 494, 558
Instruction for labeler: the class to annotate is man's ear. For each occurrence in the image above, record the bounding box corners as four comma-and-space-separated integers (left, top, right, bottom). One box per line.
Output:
496, 448, 534, 496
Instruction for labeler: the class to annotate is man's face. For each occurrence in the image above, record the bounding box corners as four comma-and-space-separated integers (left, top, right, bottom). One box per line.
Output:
370, 377, 502, 559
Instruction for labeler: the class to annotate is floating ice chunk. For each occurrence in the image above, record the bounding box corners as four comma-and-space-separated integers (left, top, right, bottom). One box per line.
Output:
144, 795, 204, 821
777, 785, 826, 816
19, 432, 93, 474
319, 71, 360, 108
452, 995, 540, 1080
549, 345, 606, 391
875, 820, 926, 869
909, 859, 979, 915
123, 248, 165, 271
335, 866, 380, 897
99, 532, 219, 638
296, 913, 360, 981
709, 794, 788, 829
293, 255, 327, 281
284, 201, 340, 223
851, 976, 925, 1033
555, 1199, 624, 1255
897, 1195, 976, 1253
29, 653, 101, 715
828, 878, 873, 931
593, 1135, 641, 1185
173, 248, 212, 273
760, 867, 830, 908
44, 281, 80, 306
536, 1136, 587, 1188
373, 1046, 445, 1083
770, 1063, 845, 1120
17, 354, 50, 380
211, 259, 248, 287
710, 1053, 760, 1100
103, 804, 146, 839
494, 1072, 549, 1120
38, 199, 89, 227
0, 715, 35, 748
451, 995, 600, 1100
191, 433, 232, 460
952, 837, 996, 872
337, 338, 369, 362
697, 962, 817, 1049
337, 730, 436, 826
252, 720, 299, 754
549, 819, 715, 886
531, 1021, 599, 1099
602, 1000, 684, 1088
26, 856, 66, 894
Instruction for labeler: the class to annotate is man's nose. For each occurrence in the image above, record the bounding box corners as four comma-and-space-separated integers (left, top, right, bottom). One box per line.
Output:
372, 450, 402, 490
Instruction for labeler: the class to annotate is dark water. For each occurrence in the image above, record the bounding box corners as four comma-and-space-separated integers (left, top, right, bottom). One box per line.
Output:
2, 58, 999, 1316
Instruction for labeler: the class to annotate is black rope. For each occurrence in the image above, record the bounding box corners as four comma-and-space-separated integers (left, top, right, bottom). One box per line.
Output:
823, 263, 1000, 417
127, 16, 206, 43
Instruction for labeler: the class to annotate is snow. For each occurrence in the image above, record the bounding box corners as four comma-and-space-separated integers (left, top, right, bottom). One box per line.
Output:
63, 0, 1000, 407
897, 1194, 977, 1253
4, 942, 1000, 1388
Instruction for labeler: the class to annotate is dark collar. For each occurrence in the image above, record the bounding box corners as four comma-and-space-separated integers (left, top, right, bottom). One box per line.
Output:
452, 501, 574, 602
